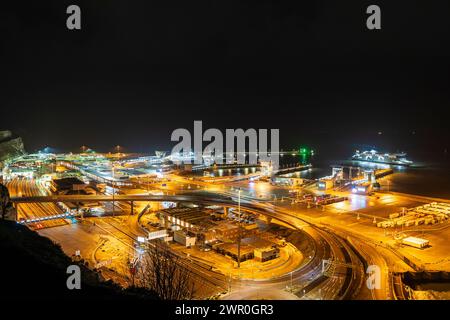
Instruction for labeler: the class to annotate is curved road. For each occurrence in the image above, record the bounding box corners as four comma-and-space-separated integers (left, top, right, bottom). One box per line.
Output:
11, 191, 369, 299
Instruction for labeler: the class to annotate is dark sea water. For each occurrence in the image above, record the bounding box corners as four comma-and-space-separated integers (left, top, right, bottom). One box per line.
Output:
194, 150, 449, 199
298, 152, 450, 199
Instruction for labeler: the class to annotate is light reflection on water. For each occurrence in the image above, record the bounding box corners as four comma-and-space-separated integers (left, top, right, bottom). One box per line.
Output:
309, 159, 450, 199
193, 153, 450, 199
196, 154, 310, 177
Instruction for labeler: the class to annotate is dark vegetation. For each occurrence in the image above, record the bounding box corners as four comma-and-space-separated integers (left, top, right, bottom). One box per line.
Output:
0, 220, 158, 300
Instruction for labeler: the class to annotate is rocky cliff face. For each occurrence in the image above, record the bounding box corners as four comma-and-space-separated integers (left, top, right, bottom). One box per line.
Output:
0, 130, 26, 162
0, 183, 16, 221
0, 130, 13, 141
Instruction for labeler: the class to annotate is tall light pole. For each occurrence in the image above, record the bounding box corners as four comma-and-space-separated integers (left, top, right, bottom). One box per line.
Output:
112, 165, 115, 217
237, 188, 242, 268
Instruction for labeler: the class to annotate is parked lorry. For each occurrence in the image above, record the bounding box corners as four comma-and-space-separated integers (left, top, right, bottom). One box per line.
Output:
402, 236, 429, 249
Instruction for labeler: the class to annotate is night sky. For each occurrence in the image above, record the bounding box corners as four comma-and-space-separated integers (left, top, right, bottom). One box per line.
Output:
1, 1, 449, 158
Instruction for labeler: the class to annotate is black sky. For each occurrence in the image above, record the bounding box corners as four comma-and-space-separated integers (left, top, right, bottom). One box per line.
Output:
1, 1, 449, 157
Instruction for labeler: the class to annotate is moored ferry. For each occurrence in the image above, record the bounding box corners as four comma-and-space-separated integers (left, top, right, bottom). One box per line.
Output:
351, 150, 413, 166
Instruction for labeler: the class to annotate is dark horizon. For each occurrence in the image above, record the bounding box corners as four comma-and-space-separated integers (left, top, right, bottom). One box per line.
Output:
2, 1, 449, 155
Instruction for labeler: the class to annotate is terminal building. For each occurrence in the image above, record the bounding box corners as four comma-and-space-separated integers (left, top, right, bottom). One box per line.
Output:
158, 207, 260, 245
213, 237, 279, 263
158, 207, 215, 233
173, 230, 197, 247
50, 177, 87, 195
50, 177, 100, 209
210, 222, 258, 242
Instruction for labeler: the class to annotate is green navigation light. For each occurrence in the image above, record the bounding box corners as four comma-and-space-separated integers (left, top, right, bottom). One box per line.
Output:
298, 147, 314, 156
299, 147, 309, 155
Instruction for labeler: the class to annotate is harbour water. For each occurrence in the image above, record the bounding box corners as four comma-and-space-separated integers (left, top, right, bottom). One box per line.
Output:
303, 155, 450, 200
192, 152, 450, 199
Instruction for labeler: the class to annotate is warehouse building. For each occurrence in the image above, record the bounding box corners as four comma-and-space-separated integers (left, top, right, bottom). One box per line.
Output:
50, 177, 87, 194
173, 230, 197, 247
213, 237, 279, 263
158, 207, 213, 231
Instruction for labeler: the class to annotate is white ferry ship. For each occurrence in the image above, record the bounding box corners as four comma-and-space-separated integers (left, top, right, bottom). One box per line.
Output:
352, 150, 413, 166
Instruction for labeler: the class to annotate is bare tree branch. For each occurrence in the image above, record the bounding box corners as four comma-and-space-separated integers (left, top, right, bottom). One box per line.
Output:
135, 240, 196, 300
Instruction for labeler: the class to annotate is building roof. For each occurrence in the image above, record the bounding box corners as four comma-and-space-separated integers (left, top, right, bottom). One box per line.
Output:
216, 243, 254, 256
241, 237, 273, 249
213, 222, 239, 232
52, 177, 85, 189
174, 230, 195, 238
161, 207, 210, 224
216, 237, 275, 256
